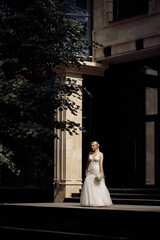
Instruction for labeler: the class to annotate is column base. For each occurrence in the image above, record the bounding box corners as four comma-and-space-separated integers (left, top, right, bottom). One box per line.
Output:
53, 182, 82, 202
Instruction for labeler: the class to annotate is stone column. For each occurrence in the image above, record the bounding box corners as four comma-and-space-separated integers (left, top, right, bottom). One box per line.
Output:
53, 63, 106, 202
54, 70, 82, 202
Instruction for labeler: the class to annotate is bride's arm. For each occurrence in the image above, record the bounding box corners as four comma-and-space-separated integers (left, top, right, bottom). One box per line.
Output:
99, 153, 104, 173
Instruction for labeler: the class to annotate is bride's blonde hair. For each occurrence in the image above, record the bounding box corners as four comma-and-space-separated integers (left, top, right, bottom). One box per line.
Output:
91, 141, 100, 148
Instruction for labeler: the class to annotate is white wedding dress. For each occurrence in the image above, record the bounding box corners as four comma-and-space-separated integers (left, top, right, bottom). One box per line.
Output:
80, 153, 113, 207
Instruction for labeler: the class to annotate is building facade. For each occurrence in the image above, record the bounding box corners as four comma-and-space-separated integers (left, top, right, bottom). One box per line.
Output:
1, 0, 159, 202
54, 0, 160, 202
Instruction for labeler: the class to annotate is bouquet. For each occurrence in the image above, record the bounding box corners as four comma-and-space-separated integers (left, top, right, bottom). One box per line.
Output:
95, 172, 104, 181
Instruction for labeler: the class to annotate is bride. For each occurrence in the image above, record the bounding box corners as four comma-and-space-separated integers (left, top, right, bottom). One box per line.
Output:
80, 141, 113, 207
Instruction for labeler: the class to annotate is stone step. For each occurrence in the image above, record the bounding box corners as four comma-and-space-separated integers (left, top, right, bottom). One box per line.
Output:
0, 203, 160, 240
112, 198, 160, 206
64, 197, 160, 205
0, 226, 128, 240
71, 192, 160, 200
109, 188, 160, 194
72, 188, 160, 196
111, 193, 160, 199
64, 197, 81, 203
64, 188, 160, 205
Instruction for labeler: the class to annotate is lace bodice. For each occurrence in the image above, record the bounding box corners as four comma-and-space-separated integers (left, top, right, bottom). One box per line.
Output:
87, 153, 100, 176
89, 153, 100, 162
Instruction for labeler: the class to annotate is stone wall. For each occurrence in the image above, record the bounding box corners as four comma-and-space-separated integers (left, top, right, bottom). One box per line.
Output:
93, 0, 160, 63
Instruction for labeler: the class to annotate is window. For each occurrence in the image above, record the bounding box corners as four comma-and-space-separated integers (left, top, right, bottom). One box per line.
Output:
145, 121, 155, 185
60, 0, 92, 57
145, 87, 158, 115
113, 0, 149, 21
144, 65, 159, 186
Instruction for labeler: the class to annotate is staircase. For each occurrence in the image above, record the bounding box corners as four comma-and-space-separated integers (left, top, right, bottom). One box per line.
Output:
0, 203, 160, 240
109, 188, 160, 205
64, 188, 160, 206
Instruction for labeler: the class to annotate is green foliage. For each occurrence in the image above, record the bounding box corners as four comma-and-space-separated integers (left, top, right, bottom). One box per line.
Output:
0, 0, 92, 176
0, 144, 20, 175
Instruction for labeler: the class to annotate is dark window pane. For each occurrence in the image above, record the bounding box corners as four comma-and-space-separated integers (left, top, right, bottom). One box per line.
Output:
61, 0, 92, 57
113, 0, 149, 21
59, 0, 91, 15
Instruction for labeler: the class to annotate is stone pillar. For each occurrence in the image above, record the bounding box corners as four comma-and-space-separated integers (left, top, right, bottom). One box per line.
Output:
53, 63, 106, 202
54, 71, 82, 202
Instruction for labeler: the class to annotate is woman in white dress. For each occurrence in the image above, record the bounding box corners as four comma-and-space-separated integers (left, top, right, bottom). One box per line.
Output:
80, 141, 112, 207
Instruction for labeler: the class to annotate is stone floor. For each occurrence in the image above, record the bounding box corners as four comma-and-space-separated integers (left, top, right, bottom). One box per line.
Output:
6, 202, 160, 212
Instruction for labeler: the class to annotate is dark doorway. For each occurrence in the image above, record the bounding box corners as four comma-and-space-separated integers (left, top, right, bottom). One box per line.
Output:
82, 74, 118, 187
82, 69, 139, 188
82, 57, 160, 188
